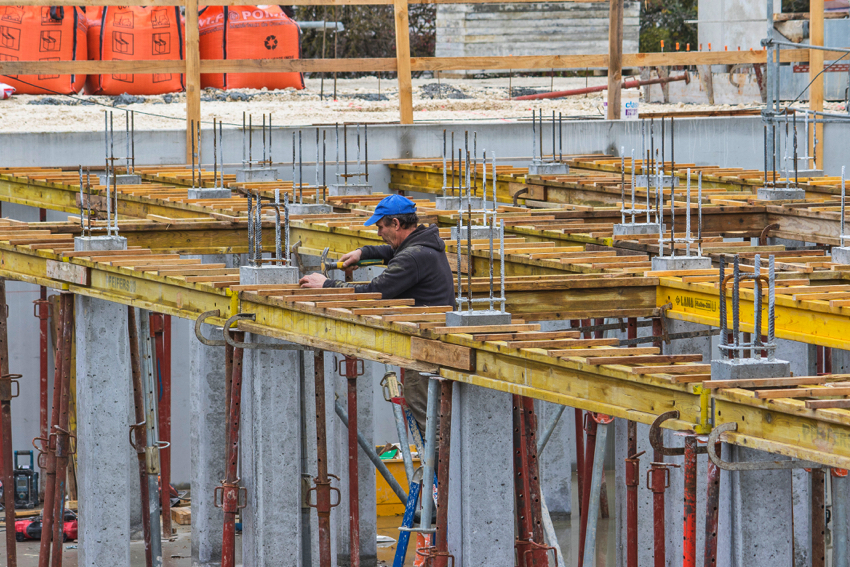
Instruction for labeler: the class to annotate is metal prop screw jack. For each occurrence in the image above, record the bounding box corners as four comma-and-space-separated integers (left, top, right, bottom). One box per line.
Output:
217, 330, 247, 567
336, 355, 366, 567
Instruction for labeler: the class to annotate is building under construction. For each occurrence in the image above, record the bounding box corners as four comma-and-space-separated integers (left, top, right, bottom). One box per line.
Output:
1, 1, 850, 567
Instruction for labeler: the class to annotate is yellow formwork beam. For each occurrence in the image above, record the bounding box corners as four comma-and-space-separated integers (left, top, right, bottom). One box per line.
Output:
658, 278, 850, 350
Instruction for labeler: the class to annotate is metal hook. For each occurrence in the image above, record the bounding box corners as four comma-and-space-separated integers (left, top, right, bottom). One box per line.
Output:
194, 309, 226, 346
649, 410, 707, 456
223, 312, 308, 350
707, 422, 823, 471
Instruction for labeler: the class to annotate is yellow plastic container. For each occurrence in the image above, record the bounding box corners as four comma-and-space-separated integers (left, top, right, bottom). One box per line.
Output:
375, 446, 420, 516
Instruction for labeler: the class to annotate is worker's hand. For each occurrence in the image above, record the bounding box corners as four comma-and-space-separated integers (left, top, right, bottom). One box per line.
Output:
340, 249, 362, 268
299, 272, 328, 289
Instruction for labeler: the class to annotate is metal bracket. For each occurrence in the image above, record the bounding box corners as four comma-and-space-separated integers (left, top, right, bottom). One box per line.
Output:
0, 373, 21, 401
707, 422, 825, 471
128, 420, 146, 452
223, 312, 311, 350
194, 309, 226, 347
513, 187, 529, 207
649, 411, 707, 456
335, 356, 365, 378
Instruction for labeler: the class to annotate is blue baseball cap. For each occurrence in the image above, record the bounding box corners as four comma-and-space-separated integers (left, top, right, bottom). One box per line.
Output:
364, 194, 417, 226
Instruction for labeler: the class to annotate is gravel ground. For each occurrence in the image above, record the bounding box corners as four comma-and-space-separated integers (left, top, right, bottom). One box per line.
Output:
0, 74, 823, 133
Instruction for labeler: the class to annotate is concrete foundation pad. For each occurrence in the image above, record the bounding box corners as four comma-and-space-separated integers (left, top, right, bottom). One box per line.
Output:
235, 168, 279, 182
289, 203, 333, 215
329, 183, 372, 196
527, 162, 569, 176
445, 310, 511, 326
98, 174, 141, 186
612, 222, 665, 236
74, 235, 128, 252
435, 196, 485, 210
450, 225, 493, 241
757, 187, 806, 200
711, 357, 791, 381
187, 187, 232, 200
651, 255, 712, 271
635, 174, 679, 188
832, 246, 850, 265
239, 265, 299, 285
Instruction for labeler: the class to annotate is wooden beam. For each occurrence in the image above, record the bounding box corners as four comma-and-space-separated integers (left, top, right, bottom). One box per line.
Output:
810, 0, 825, 170
606, 0, 623, 119
185, 0, 201, 164
393, 0, 414, 124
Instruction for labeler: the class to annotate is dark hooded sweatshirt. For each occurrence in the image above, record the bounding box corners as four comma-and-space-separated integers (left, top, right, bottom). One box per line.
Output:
322, 224, 455, 307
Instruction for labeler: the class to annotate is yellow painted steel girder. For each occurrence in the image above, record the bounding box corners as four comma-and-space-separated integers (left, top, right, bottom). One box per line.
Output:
2, 241, 850, 466
658, 277, 850, 350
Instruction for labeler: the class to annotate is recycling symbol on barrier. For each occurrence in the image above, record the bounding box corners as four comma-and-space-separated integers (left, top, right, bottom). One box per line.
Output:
264, 35, 278, 50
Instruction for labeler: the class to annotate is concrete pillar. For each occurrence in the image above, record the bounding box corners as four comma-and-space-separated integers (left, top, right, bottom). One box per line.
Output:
241, 335, 305, 567
536, 320, 575, 518
453, 383, 514, 567
76, 296, 132, 567
334, 357, 378, 567
189, 324, 227, 567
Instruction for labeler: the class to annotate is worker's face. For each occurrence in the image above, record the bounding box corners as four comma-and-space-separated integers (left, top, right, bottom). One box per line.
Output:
377, 217, 404, 248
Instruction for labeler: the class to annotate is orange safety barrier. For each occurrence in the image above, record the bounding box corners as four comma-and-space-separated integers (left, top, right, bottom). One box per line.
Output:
84, 6, 102, 94
199, 5, 303, 91
89, 6, 184, 96
0, 7, 87, 95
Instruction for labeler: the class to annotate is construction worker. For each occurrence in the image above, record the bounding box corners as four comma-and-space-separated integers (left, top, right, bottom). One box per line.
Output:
299, 193, 455, 438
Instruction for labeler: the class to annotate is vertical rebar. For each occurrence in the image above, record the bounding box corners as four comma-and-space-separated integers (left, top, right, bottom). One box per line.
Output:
219, 121, 224, 189
500, 219, 505, 312
698, 172, 703, 256
335, 123, 339, 185
719, 256, 727, 351
299, 130, 303, 204
753, 254, 762, 357
489, 212, 494, 311
492, 152, 497, 212
364, 124, 369, 183
732, 257, 740, 358
275, 189, 281, 265
213, 118, 217, 186
552, 111, 555, 161
670, 161, 675, 257
322, 131, 327, 203
686, 168, 691, 256
631, 150, 636, 223
249, 115, 253, 168
356, 124, 361, 177
285, 192, 290, 265
131, 110, 135, 173
467, 200, 472, 312
86, 167, 92, 235
242, 112, 247, 167
292, 131, 296, 189
255, 191, 262, 261
559, 112, 563, 162
247, 192, 254, 264
456, 212, 462, 306
78, 166, 84, 231
473, 131, 477, 195
841, 166, 846, 247
269, 114, 273, 167
532, 109, 537, 161
768, 255, 776, 361
482, 149, 487, 206
263, 114, 267, 165
316, 128, 320, 190
104, 111, 109, 181
794, 112, 799, 187
451, 131, 455, 195
538, 109, 543, 162
442, 129, 447, 196
343, 123, 348, 185
125, 109, 130, 175
670, 116, 675, 184
621, 150, 626, 224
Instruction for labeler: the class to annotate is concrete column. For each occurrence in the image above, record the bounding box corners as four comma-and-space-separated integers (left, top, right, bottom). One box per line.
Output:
334, 358, 378, 567
456, 383, 514, 567
189, 324, 227, 567
76, 296, 132, 567
535, 320, 575, 518
241, 335, 304, 567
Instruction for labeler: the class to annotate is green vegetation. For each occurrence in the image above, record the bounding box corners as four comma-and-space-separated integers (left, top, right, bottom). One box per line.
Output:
639, 0, 697, 52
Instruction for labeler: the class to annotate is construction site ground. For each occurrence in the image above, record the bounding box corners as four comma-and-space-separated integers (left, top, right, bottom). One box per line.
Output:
0, 75, 771, 132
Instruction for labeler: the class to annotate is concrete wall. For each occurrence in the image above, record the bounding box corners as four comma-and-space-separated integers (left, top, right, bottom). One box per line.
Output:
435, 2, 640, 74
698, 0, 781, 52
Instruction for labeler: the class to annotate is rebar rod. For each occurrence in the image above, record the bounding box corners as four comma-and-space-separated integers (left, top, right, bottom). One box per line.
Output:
698, 172, 703, 255
631, 151, 636, 223
489, 212, 495, 311
299, 130, 303, 204
620, 150, 626, 224
768, 255, 776, 360
442, 130, 447, 196
255, 191, 263, 261
275, 189, 282, 265
343, 123, 348, 185
247, 192, 254, 265
733, 257, 740, 358
842, 166, 846, 247
364, 123, 369, 183
719, 257, 727, 351
500, 219, 506, 312
532, 109, 537, 161
285, 193, 290, 264
754, 254, 762, 355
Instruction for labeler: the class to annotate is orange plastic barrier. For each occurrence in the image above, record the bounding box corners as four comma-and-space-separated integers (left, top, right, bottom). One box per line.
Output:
199, 5, 303, 91
84, 6, 102, 94
89, 7, 184, 96
0, 7, 87, 95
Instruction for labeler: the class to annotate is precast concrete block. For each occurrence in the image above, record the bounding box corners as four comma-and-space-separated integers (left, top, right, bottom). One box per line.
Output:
612, 222, 665, 236
434, 196, 485, 211
289, 203, 334, 215
74, 235, 128, 252
241, 335, 306, 567
239, 265, 299, 285
650, 255, 712, 271
98, 173, 142, 185
187, 188, 233, 200
445, 310, 511, 326
757, 187, 806, 201
832, 246, 850, 265
635, 174, 679, 188
329, 183, 372, 197
189, 324, 227, 567
711, 357, 791, 381
450, 225, 494, 241
76, 296, 132, 567
236, 168, 279, 182
527, 162, 569, 176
